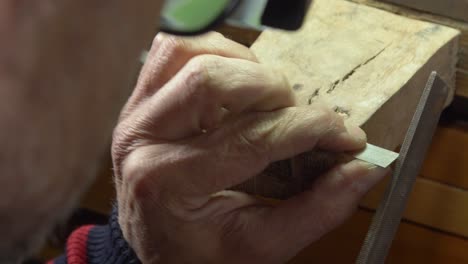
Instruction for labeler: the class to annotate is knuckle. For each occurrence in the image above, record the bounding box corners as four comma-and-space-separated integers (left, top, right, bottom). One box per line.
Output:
265, 67, 291, 92
245, 50, 259, 63
181, 56, 210, 90
121, 152, 166, 209
122, 149, 206, 220
314, 106, 344, 134
119, 146, 168, 200
119, 147, 150, 183
153, 33, 189, 58
238, 131, 269, 159
185, 55, 207, 74
111, 124, 135, 178
206, 31, 225, 40
205, 32, 259, 62
188, 54, 223, 71
271, 68, 289, 87
182, 55, 224, 96
111, 120, 149, 179
316, 106, 335, 123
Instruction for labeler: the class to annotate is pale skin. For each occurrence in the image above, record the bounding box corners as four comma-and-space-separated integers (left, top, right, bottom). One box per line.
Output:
0, 1, 387, 263
113, 32, 388, 263
0, 0, 163, 261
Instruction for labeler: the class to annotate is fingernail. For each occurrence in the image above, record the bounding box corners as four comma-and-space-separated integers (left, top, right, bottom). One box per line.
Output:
346, 124, 367, 144
343, 160, 389, 193
342, 160, 389, 176
357, 160, 389, 180
358, 160, 378, 170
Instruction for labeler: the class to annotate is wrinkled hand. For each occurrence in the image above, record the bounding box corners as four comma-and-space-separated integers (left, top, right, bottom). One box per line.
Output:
112, 32, 387, 264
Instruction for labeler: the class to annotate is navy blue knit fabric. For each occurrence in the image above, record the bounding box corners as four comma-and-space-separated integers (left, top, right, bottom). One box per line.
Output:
53, 254, 67, 264
53, 207, 140, 264
87, 207, 140, 264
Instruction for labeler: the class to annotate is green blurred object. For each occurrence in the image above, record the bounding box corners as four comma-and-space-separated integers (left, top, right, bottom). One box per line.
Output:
162, 0, 231, 32
160, 0, 312, 35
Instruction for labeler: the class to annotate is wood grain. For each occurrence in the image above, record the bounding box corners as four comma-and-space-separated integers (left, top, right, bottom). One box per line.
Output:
421, 123, 468, 189
361, 176, 468, 238
379, 0, 468, 23
289, 209, 468, 263
236, 0, 459, 199
350, 0, 468, 113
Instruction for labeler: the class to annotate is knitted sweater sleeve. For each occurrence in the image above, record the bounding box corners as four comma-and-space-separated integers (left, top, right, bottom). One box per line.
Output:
49, 207, 140, 264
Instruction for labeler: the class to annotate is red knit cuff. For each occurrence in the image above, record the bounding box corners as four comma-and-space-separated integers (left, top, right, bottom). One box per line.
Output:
65, 225, 94, 264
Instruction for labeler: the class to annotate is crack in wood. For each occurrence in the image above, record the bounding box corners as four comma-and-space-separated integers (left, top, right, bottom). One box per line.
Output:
334, 106, 351, 118
308, 88, 321, 105
293, 83, 304, 91
327, 45, 389, 93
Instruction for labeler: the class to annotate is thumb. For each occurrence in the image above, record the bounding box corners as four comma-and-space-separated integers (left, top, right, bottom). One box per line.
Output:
260, 160, 389, 259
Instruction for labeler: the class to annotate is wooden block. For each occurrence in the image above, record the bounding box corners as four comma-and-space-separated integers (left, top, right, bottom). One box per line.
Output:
289, 209, 468, 263
361, 176, 468, 238
351, 0, 468, 114
235, 0, 459, 198
379, 0, 468, 23
421, 123, 468, 189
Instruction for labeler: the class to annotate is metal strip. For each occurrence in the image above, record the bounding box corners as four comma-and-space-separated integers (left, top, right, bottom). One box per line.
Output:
356, 72, 449, 264
352, 143, 399, 168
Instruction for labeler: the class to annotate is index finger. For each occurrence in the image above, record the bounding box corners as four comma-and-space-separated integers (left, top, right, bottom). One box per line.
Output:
121, 32, 259, 119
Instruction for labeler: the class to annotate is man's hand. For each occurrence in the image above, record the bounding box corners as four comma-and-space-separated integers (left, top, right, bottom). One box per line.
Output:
112, 32, 387, 264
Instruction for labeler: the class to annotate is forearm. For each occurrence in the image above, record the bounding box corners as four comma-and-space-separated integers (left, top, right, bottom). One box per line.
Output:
0, 0, 162, 261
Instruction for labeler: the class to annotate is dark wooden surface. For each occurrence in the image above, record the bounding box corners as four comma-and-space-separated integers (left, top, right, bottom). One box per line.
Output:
380, 0, 468, 23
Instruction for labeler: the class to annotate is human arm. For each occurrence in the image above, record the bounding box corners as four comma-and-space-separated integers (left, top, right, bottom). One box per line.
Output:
0, 0, 163, 261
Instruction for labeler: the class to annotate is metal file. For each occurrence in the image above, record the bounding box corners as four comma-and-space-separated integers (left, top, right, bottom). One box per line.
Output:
356, 72, 449, 264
